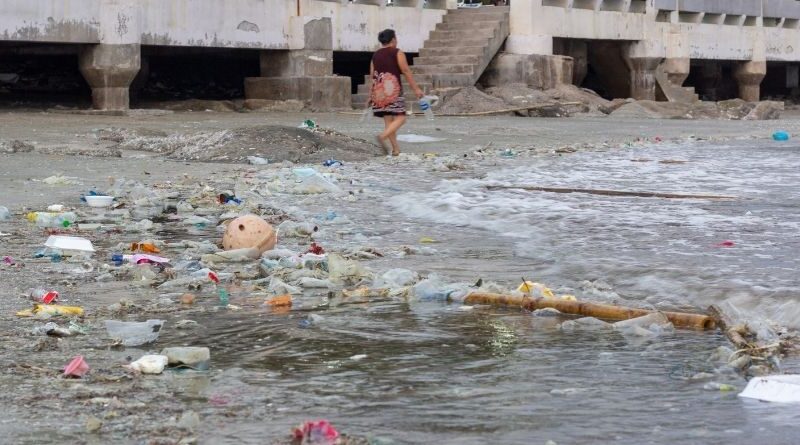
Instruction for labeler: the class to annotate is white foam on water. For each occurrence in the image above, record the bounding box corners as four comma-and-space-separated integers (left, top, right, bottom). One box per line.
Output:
390, 141, 800, 328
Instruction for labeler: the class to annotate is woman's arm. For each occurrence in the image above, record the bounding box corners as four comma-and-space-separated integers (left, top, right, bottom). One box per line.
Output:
367, 61, 374, 106
397, 50, 424, 99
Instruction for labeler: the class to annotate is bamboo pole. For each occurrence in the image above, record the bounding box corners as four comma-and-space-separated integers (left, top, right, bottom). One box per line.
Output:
463, 292, 716, 330
487, 185, 737, 200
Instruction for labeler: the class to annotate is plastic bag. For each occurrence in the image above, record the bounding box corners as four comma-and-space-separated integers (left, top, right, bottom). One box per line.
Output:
328, 254, 371, 285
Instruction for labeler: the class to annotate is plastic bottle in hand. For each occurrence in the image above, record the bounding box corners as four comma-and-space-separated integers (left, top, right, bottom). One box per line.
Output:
419, 97, 434, 120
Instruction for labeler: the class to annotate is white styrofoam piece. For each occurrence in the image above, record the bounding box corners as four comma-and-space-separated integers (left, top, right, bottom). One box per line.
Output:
739, 375, 800, 403
44, 235, 95, 252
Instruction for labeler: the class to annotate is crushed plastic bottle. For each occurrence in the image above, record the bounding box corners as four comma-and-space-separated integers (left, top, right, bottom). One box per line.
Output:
28, 288, 59, 304
111, 253, 171, 266
105, 319, 164, 346
26, 211, 77, 228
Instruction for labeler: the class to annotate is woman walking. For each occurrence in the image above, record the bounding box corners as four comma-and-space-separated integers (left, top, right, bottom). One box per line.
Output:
370, 29, 424, 156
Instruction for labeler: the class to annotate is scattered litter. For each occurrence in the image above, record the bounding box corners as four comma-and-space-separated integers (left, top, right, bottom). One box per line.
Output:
247, 156, 269, 165
266, 294, 293, 308
0, 206, 9, 220
42, 175, 81, 186
63, 355, 89, 378
111, 253, 170, 265
714, 240, 735, 248
161, 347, 210, 370
222, 215, 276, 254
299, 119, 317, 129
613, 312, 674, 337
396, 134, 445, 143
323, 159, 343, 167
126, 355, 169, 374
293, 420, 339, 445
84, 195, 114, 207
17, 304, 84, 318
350, 354, 368, 361
29, 288, 59, 304
105, 319, 164, 346
45, 235, 95, 254
739, 375, 800, 403
772, 130, 790, 141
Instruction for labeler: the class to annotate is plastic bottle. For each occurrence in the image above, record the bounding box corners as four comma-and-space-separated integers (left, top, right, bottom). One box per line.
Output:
0, 206, 10, 221
419, 96, 434, 120
29, 288, 59, 304
111, 253, 171, 266
27, 211, 77, 228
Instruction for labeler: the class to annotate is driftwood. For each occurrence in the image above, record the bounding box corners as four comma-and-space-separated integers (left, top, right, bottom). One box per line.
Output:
487, 185, 737, 200
463, 292, 715, 330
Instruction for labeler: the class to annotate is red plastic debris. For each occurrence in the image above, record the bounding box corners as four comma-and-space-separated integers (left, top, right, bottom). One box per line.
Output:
208, 272, 220, 284
292, 420, 339, 444
714, 240, 736, 248
41, 291, 59, 304
2, 256, 14, 265
63, 355, 90, 378
307, 242, 325, 255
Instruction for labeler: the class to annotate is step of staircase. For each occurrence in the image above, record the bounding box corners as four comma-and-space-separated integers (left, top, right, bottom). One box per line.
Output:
443, 12, 509, 23
418, 46, 488, 58
435, 20, 501, 31
428, 28, 497, 41
411, 63, 475, 75
351, 6, 510, 108
424, 37, 495, 48
414, 54, 483, 66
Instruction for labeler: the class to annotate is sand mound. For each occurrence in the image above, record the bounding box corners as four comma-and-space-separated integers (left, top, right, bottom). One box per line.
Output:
437, 87, 509, 115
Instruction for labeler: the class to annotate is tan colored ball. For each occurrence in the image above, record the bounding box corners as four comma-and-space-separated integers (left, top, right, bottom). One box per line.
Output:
222, 215, 276, 254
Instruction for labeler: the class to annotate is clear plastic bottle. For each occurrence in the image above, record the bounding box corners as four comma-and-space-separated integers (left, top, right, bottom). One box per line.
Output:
419, 97, 434, 120
0, 206, 10, 220
28, 211, 77, 228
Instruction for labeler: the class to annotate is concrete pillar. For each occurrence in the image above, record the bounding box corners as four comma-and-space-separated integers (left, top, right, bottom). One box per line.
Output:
734, 61, 766, 102
626, 57, 661, 100
624, 40, 665, 100
663, 57, 690, 86
79, 44, 141, 110
245, 17, 350, 109
78, 0, 141, 111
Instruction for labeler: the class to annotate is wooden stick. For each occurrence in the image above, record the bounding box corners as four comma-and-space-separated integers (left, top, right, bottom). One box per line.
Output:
463, 292, 716, 330
487, 185, 737, 200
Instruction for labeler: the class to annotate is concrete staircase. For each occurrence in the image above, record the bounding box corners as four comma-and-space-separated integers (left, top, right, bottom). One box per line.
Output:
655, 64, 699, 103
352, 6, 510, 109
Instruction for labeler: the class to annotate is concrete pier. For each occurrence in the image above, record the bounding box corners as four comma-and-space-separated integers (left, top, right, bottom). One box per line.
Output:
734, 61, 768, 102
79, 44, 141, 110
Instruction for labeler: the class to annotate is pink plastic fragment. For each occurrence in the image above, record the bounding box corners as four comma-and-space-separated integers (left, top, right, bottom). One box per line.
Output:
63, 355, 90, 378
292, 419, 340, 444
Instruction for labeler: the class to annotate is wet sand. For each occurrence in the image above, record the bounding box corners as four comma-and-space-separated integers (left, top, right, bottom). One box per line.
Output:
1, 110, 799, 444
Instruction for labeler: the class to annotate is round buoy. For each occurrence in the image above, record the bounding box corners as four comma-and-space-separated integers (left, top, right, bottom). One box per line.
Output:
222, 215, 276, 254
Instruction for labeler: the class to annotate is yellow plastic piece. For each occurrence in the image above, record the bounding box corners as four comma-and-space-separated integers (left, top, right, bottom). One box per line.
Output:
16, 304, 84, 317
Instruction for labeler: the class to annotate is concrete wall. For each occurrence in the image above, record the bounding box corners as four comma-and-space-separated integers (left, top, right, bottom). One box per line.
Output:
0, 0, 447, 51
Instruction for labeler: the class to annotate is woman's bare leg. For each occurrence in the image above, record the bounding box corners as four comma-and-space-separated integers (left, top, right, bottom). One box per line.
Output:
376, 115, 394, 154
381, 114, 406, 155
